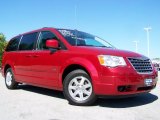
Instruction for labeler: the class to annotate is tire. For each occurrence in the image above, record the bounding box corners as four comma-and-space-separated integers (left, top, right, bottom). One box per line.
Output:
63, 69, 97, 106
5, 68, 18, 89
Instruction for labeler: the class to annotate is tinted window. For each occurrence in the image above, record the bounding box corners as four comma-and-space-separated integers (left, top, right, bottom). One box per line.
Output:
6, 36, 21, 51
38, 31, 58, 50
19, 33, 38, 50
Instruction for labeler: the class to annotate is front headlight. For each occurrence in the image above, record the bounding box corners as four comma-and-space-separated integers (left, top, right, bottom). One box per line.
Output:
98, 55, 126, 67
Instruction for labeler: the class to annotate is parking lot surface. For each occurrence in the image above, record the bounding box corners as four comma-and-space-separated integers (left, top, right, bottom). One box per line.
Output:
0, 72, 159, 120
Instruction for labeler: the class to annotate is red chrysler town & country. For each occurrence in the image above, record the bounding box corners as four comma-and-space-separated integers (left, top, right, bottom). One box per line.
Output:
1, 27, 158, 105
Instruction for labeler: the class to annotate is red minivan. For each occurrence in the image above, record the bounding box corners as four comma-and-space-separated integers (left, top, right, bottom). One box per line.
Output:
1, 27, 158, 105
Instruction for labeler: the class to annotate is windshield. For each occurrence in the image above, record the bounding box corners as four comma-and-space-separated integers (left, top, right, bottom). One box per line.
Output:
57, 29, 114, 48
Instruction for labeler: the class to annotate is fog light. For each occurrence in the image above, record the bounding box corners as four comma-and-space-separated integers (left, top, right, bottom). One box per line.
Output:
118, 86, 126, 92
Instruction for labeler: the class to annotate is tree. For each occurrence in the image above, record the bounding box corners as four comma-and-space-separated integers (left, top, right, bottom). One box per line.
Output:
0, 33, 7, 66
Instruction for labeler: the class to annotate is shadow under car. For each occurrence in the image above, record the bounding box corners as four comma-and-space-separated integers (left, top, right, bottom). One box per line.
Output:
18, 84, 158, 107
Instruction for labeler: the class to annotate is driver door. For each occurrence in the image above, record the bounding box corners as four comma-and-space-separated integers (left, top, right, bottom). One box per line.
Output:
29, 31, 60, 88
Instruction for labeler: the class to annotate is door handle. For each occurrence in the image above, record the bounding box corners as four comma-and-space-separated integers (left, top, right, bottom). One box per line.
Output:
26, 55, 32, 57
33, 55, 39, 57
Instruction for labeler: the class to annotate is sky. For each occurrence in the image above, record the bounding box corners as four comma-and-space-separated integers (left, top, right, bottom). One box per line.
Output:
0, 0, 160, 59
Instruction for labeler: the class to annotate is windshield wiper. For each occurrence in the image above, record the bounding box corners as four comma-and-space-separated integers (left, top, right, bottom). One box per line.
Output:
77, 45, 94, 46
96, 46, 113, 48
77, 45, 113, 48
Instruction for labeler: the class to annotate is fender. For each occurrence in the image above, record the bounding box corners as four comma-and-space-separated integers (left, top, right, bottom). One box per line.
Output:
58, 57, 100, 89
2, 60, 15, 77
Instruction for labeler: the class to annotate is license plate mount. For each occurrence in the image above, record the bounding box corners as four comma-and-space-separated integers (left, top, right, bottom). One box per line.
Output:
144, 79, 153, 86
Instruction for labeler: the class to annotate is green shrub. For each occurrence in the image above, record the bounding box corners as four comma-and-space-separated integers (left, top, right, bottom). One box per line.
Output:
0, 33, 7, 67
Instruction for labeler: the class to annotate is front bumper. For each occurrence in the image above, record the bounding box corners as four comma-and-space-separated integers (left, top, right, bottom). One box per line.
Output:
93, 66, 158, 96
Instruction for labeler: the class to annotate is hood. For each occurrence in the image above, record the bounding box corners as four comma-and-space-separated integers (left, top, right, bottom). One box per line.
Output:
73, 46, 144, 58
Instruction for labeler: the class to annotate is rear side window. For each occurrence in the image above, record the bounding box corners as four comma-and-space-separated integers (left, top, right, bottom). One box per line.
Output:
6, 36, 21, 52
19, 32, 38, 50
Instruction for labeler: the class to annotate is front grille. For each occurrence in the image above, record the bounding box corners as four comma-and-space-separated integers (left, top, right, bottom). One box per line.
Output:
128, 57, 153, 74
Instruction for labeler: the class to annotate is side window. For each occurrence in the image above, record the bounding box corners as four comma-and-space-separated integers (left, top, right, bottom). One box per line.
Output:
6, 36, 21, 52
19, 33, 38, 50
38, 31, 58, 50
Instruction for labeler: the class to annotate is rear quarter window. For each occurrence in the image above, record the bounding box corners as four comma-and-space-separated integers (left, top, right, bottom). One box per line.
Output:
5, 36, 21, 52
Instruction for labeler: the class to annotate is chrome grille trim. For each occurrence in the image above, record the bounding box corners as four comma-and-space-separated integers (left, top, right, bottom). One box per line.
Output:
128, 57, 153, 74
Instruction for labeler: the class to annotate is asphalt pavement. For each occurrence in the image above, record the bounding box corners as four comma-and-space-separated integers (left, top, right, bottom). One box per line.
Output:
0, 72, 159, 120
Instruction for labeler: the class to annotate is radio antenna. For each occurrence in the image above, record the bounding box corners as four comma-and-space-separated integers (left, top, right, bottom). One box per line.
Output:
74, 1, 77, 29
74, 0, 78, 45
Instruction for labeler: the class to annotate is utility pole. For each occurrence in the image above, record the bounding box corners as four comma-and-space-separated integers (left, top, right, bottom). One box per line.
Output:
133, 40, 139, 53
144, 26, 152, 57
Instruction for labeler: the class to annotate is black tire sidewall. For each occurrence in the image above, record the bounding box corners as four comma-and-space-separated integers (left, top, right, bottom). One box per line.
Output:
63, 69, 97, 106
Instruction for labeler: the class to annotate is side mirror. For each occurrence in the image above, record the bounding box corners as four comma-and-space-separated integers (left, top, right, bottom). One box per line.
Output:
46, 39, 59, 49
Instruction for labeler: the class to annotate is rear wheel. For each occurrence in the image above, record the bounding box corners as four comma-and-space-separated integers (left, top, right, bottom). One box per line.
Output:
5, 68, 18, 89
63, 69, 97, 106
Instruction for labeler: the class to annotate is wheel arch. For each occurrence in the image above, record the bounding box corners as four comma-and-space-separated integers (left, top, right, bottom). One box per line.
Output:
4, 64, 12, 76
62, 64, 90, 83
59, 58, 100, 89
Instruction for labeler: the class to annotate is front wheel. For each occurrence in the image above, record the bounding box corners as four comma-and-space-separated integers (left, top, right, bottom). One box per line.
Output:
63, 69, 97, 106
5, 68, 18, 89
